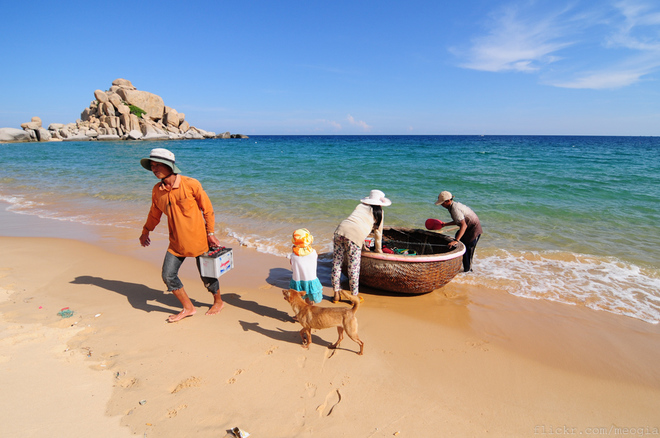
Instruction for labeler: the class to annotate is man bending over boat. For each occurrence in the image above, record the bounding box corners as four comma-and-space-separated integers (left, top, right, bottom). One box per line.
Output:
427, 191, 482, 272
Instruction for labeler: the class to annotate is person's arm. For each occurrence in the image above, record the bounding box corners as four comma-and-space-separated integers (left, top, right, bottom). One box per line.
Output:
448, 219, 467, 247
139, 193, 163, 247
374, 213, 384, 253
194, 182, 221, 248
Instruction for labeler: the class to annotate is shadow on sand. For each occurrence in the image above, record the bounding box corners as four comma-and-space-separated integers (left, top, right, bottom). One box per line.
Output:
70, 275, 208, 316
222, 292, 292, 322
238, 320, 333, 348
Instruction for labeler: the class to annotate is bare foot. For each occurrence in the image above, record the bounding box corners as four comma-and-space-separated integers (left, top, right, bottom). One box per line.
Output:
167, 308, 196, 323
205, 301, 224, 316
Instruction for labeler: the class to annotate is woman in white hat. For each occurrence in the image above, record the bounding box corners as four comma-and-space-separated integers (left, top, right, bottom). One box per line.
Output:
331, 190, 392, 303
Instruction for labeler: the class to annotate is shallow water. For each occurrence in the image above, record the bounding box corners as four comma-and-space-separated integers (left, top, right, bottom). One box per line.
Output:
1, 135, 659, 323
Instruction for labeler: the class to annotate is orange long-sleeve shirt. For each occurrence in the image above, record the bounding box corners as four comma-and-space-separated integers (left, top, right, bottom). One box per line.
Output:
142, 175, 216, 257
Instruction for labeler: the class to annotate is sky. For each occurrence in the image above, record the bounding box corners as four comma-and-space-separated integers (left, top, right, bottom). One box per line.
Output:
1, 0, 660, 136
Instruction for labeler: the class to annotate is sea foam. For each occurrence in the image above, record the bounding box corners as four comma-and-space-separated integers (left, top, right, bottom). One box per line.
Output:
456, 249, 660, 324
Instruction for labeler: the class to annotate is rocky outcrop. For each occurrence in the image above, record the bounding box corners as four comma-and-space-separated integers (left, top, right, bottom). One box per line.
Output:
0, 128, 31, 142
216, 131, 249, 139
1, 78, 249, 142
116, 88, 165, 121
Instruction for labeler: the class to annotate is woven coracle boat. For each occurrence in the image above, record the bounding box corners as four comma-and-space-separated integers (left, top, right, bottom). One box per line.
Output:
357, 227, 465, 294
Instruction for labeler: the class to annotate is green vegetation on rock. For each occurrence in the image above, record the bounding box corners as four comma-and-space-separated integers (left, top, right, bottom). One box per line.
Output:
128, 104, 146, 118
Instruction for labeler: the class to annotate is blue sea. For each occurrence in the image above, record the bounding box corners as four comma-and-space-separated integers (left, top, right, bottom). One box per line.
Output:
1, 136, 659, 323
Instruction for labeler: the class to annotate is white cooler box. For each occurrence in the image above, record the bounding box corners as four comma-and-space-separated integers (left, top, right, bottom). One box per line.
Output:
199, 247, 234, 278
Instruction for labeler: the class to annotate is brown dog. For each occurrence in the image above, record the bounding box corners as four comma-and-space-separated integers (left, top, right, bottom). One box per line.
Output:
282, 289, 364, 355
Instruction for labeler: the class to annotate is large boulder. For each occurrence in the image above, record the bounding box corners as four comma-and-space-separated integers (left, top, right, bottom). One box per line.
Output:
107, 93, 122, 108
112, 78, 135, 90
116, 102, 130, 116
81, 107, 92, 122
192, 127, 216, 138
36, 127, 52, 142
140, 122, 169, 140
0, 128, 31, 142
126, 130, 143, 140
184, 130, 204, 140
108, 94, 130, 115
94, 90, 109, 103
119, 113, 140, 132
20, 121, 41, 130
163, 107, 180, 128
98, 102, 115, 117
116, 89, 164, 121
101, 115, 120, 129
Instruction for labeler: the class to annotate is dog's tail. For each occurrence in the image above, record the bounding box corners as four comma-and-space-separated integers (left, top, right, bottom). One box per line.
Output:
347, 294, 360, 313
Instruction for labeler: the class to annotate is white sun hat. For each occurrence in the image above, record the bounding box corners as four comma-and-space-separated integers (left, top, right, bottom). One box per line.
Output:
140, 148, 181, 173
360, 189, 392, 207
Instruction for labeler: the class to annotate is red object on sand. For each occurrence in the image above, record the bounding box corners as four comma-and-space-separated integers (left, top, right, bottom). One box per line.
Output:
425, 219, 445, 230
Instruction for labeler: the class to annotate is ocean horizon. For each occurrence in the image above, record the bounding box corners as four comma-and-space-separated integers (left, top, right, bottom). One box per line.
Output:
1, 135, 658, 324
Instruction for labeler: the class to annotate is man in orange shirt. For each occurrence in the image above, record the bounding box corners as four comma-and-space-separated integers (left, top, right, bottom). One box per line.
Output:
139, 148, 224, 322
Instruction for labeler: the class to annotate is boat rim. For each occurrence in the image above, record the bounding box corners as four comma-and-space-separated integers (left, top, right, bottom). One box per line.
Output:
362, 242, 465, 263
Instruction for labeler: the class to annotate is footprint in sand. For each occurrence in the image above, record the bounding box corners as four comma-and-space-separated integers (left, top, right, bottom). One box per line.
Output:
259, 284, 273, 290
266, 346, 278, 355
316, 389, 342, 417
116, 377, 138, 389
167, 404, 188, 418
466, 339, 490, 351
305, 382, 317, 397
227, 369, 244, 384
171, 376, 202, 394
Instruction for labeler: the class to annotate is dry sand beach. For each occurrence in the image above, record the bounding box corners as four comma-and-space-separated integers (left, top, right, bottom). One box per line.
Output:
1, 205, 659, 438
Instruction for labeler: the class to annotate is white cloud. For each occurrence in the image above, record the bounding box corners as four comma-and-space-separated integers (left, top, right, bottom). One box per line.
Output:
346, 114, 372, 131
325, 119, 342, 130
457, 4, 574, 73
551, 69, 645, 89
607, 1, 660, 51
456, 0, 660, 89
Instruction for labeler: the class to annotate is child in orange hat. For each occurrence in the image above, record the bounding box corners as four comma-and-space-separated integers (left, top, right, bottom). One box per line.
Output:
289, 228, 323, 304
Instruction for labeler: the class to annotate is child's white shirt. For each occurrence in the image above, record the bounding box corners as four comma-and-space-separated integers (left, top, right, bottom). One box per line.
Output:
290, 250, 318, 282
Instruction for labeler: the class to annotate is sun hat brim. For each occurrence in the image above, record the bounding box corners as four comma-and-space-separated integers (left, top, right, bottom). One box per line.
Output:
140, 157, 181, 174
361, 197, 392, 207
434, 191, 452, 205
